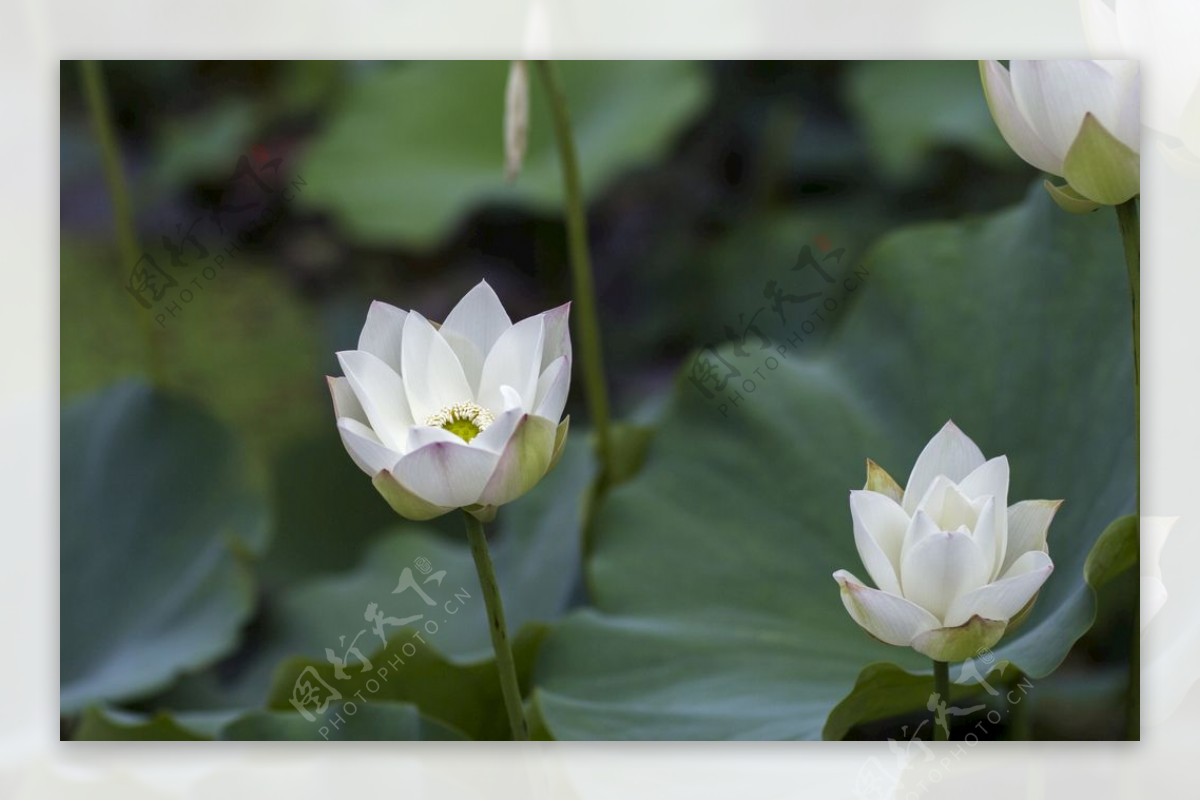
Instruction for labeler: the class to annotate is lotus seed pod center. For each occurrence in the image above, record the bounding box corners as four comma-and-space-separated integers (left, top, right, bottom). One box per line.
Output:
424, 402, 495, 442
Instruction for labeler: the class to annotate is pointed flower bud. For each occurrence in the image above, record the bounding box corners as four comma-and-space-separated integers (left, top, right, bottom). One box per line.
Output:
504, 60, 530, 182
833, 421, 1060, 662
980, 59, 1139, 211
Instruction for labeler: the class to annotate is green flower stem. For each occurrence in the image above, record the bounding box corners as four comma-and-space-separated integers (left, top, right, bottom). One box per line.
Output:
1116, 199, 1140, 388
933, 660, 950, 741
535, 60, 613, 483
1115, 197, 1140, 740
1007, 671, 1032, 740
463, 511, 529, 740
79, 60, 163, 384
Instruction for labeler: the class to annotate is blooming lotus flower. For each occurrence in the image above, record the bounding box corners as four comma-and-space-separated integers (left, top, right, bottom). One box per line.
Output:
980, 60, 1140, 212
833, 422, 1060, 662
328, 281, 571, 521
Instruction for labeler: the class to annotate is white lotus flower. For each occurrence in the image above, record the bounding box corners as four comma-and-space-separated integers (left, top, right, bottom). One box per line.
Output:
980, 60, 1140, 211
328, 281, 571, 521
833, 422, 1060, 663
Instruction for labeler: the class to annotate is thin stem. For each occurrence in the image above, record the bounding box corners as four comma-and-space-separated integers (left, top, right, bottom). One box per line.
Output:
1007, 670, 1032, 740
1115, 197, 1140, 740
535, 60, 613, 482
1116, 199, 1140, 388
78, 60, 163, 383
463, 511, 529, 740
933, 660, 950, 741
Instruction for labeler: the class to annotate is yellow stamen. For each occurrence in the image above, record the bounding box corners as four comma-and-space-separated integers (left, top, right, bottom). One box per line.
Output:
424, 402, 494, 443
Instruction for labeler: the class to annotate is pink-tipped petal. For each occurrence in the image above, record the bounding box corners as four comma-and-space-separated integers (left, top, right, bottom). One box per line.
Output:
834, 570, 941, 647
391, 439, 500, 509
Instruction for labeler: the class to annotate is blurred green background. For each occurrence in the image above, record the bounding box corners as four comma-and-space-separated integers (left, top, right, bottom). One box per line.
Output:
59, 60, 1136, 741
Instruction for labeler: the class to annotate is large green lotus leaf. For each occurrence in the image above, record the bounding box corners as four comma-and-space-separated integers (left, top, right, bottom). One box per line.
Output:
296, 61, 709, 248
257, 428, 402, 588
73, 706, 214, 741
61, 381, 270, 714
220, 701, 466, 741
633, 209, 884, 357
846, 60, 1021, 180
72, 702, 462, 741
262, 626, 546, 740
822, 662, 990, 741
533, 185, 1134, 739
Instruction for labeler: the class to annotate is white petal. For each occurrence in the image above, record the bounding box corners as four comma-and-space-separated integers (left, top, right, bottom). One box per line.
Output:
957, 456, 1010, 572
478, 315, 544, 413
533, 355, 571, 423
401, 311, 474, 424
372, 469, 453, 521
1000, 548, 1053, 579
834, 570, 941, 647
538, 302, 572, 371
336, 350, 414, 452
391, 440, 500, 509
969, 496, 999, 582
337, 418, 400, 476
934, 482, 981, 531
944, 550, 1053, 628
441, 281, 513, 354
497, 384, 524, 411
912, 474, 953, 520
1010, 60, 1125, 164
1094, 60, 1141, 151
980, 60, 1064, 174
470, 404, 525, 454
1000, 499, 1061, 575
439, 281, 513, 392
406, 424, 466, 451
900, 510, 940, 570
1115, 66, 1141, 153
327, 376, 367, 425
958, 456, 1009, 506
849, 490, 909, 596
357, 300, 408, 374
903, 421, 985, 515
900, 530, 991, 622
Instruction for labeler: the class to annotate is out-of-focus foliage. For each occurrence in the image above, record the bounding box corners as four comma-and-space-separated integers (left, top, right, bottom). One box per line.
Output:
846, 60, 1019, 180
296, 61, 710, 248
59, 240, 327, 458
